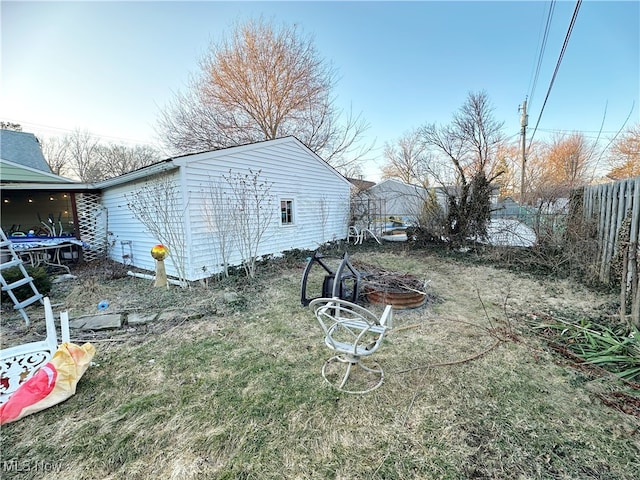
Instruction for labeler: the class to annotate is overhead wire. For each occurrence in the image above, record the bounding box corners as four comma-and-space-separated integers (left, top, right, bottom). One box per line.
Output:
527, 0, 583, 152
592, 101, 636, 167
0, 118, 163, 148
527, 0, 556, 108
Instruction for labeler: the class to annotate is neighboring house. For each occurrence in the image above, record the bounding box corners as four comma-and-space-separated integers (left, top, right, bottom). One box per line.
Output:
0, 130, 98, 246
98, 136, 351, 281
347, 177, 376, 193
355, 178, 447, 229
0, 129, 52, 175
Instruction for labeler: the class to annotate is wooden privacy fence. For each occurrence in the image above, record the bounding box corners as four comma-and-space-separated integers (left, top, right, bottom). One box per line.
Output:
581, 176, 640, 283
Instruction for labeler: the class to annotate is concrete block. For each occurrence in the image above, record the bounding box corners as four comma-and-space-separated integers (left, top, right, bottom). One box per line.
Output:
128, 311, 159, 325
69, 314, 122, 330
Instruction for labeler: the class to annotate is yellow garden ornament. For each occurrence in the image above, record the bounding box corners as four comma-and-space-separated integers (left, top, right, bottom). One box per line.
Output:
151, 244, 169, 287
151, 244, 169, 261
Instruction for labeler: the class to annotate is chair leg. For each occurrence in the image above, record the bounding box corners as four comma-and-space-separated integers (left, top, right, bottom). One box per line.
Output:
321, 355, 384, 394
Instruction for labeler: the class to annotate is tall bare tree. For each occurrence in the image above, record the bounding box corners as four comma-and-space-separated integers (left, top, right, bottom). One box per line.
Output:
62, 129, 102, 182
526, 133, 594, 204
419, 91, 505, 246
381, 129, 431, 186
157, 18, 370, 172
546, 133, 593, 189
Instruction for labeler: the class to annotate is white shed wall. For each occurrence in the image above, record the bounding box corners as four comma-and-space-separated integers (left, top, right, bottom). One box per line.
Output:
101, 169, 187, 279
181, 139, 350, 279
102, 138, 350, 282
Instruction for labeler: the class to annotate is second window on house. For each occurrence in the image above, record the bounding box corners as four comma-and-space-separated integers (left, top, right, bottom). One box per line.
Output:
281, 199, 294, 225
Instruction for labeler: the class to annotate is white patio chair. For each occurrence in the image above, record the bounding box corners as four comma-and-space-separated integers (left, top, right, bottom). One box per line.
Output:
309, 297, 393, 394
347, 226, 362, 244
347, 225, 381, 245
0, 297, 70, 404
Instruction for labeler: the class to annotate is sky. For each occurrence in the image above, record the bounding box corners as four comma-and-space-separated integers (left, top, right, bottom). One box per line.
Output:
1, 0, 638, 181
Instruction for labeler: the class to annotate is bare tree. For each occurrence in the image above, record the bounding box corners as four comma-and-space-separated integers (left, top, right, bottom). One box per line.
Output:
41, 130, 163, 181
607, 123, 640, 180
41, 136, 71, 177
526, 133, 594, 204
547, 133, 593, 189
419, 91, 505, 246
157, 17, 371, 172
63, 129, 103, 182
96, 144, 161, 178
125, 173, 189, 286
493, 141, 520, 199
381, 129, 431, 186
222, 168, 275, 279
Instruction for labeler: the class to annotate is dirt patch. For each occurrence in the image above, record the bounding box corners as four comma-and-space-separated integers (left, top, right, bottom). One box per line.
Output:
0, 260, 243, 347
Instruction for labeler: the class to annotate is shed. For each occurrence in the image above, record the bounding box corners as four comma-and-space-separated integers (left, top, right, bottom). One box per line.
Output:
356, 178, 447, 229
99, 136, 352, 281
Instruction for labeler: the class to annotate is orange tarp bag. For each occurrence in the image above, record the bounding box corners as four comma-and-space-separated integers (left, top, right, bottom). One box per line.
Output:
0, 342, 96, 425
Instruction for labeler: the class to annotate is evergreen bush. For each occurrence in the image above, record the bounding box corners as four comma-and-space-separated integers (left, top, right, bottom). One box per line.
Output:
1, 266, 52, 303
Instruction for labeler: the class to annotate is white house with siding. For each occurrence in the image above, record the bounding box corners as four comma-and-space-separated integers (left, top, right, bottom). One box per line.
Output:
97, 137, 351, 281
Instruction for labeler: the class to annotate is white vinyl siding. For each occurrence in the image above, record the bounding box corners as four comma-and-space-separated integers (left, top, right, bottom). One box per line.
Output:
102, 137, 350, 281
101, 169, 187, 279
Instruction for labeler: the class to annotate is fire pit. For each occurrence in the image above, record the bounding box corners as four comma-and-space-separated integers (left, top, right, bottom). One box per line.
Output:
363, 273, 427, 309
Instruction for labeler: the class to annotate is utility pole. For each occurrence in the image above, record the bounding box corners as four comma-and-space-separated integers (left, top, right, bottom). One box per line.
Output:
519, 99, 528, 204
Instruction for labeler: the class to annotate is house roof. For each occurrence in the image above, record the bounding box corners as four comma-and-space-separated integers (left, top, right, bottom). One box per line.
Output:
347, 177, 376, 191
366, 178, 429, 195
96, 136, 350, 189
0, 129, 51, 173
0, 159, 80, 185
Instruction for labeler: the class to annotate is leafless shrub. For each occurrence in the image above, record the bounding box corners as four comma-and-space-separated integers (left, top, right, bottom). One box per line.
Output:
222, 168, 275, 279
125, 173, 189, 286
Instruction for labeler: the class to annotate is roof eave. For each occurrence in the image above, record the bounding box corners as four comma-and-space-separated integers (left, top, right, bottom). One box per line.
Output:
94, 159, 178, 188
0, 182, 98, 191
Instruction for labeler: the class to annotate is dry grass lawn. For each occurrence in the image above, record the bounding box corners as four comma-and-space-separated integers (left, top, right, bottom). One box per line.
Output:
1, 244, 639, 479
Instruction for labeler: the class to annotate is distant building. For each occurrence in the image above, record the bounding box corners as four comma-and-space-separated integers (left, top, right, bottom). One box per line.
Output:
353, 178, 447, 229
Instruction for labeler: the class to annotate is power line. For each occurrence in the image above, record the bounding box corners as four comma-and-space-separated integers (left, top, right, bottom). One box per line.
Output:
528, 0, 556, 107
0, 117, 163, 148
527, 0, 582, 152
537, 128, 623, 134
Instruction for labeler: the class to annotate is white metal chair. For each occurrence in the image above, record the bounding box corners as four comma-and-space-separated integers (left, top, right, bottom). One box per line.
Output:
347, 225, 381, 245
309, 297, 393, 394
0, 297, 70, 404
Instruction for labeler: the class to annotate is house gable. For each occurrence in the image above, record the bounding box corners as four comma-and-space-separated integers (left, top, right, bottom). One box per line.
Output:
172, 136, 351, 187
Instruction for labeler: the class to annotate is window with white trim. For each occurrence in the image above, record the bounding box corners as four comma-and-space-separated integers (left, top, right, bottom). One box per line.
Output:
281, 199, 294, 225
